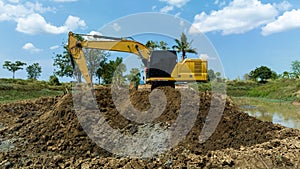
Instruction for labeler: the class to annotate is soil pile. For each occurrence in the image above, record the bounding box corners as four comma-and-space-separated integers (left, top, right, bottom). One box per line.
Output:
0, 86, 299, 168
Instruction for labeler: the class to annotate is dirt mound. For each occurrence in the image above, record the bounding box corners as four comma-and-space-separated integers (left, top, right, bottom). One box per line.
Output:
0, 86, 299, 168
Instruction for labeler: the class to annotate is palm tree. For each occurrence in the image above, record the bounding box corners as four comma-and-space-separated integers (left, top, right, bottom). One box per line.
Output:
145, 40, 159, 50
159, 41, 169, 50
172, 33, 197, 61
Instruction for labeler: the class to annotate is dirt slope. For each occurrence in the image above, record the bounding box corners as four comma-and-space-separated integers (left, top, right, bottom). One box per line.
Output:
0, 86, 299, 168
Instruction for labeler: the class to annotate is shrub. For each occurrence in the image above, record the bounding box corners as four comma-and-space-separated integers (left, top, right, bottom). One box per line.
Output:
49, 75, 60, 86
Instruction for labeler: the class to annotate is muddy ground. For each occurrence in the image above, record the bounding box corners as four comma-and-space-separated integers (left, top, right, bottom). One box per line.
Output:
0, 86, 299, 168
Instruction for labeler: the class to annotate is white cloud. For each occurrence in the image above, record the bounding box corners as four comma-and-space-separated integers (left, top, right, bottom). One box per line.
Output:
214, 0, 226, 6
22, 43, 41, 53
50, 45, 60, 50
89, 31, 102, 36
53, 0, 77, 2
0, 1, 54, 22
175, 12, 181, 18
84, 31, 103, 40
190, 0, 278, 35
25, 1, 54, 13
65, 15, 86, 30
160, 5, 174, 13
179, 19, 185, 27
274, 1, 292, 11
16, 14, 86, 35
159, 0, 190, 8
0, 1, 32, 21
0, 1, 84, 35
112, 22, 121, 32
152, 5, 157, 10
8, 0, 19, 3
262, 9, 300, 36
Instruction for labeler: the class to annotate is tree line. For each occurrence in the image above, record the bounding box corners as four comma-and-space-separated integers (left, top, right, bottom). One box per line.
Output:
3, 61, 41, 80
242, 60, 300, 83
3, 32, 299, 84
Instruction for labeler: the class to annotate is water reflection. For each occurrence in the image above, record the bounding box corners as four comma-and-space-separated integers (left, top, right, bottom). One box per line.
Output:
233, 97, 300, 129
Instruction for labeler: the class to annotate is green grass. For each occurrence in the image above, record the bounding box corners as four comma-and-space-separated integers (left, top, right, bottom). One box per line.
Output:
226, 79, 300, 102
0, 78, 65, 103
0, 89, 62, 103
192, 79, 300, 102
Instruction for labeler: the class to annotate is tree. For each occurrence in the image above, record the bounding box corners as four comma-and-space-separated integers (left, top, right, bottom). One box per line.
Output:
96, 58, 108, 84
291, 60, 300, 78
3, 61, 26, 79
158, 41, 169, 50
243, 73, 250, 81
84, 48, 110, 83
207, 69, 216, 81
270, 71, 278, 80
126, 68, 141, 87
282, 71, 290, 79
145, 40, 170, 50
49, 75, 60, 86
53, 46, 79, 80
53, 35, 84, 82
96, 57, 126, 85
172, 32, 197, 61
112, 57, 126, 86
249, 66, 273, 82
145, 40, 159, 50
53, 40, 109, 83
26, 63, 42, 80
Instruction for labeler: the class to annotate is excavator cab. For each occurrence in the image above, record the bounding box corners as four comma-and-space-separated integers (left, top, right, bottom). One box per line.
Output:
146, 50, 177, 79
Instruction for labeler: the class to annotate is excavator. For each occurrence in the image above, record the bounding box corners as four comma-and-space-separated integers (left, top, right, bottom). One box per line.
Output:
67, 32, 208, 90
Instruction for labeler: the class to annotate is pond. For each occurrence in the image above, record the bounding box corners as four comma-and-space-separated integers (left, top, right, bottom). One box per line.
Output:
233, 97, 300, 129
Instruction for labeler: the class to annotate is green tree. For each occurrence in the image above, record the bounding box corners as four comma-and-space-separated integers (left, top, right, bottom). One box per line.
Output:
3, 61, 27, 79
54, 35, 84, 82
158, 41, 169, 50
126, 68, 141, 87
54, 40, 109, 83
96, 57, 126, 84
207, 69, 216, 81
291, 60, 300, 78
26, 63, 42, 80
96, 58, 108, 84
282, 71, 290, 79
49, 75, 60, 86
84, 48, 110, 83
172, 32, 197, 61
53, 46, 78, 80
249, 66, 273, 82
145, 40, 159, 50
270, 71, 278, 80
112, 57, 126, 85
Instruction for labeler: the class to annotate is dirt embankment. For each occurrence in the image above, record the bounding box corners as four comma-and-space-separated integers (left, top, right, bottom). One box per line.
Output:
0, 86, 299, 168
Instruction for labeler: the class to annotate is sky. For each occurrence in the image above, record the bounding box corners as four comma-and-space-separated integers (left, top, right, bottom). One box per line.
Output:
0, 0, 300, 81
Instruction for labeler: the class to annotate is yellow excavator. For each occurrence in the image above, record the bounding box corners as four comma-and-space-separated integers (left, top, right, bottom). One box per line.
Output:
67, 32, 208, 90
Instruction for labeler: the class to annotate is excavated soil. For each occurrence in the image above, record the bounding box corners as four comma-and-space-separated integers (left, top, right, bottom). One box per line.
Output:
0, 86, 299, 168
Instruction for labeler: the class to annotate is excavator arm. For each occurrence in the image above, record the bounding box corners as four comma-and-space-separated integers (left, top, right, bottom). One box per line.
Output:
68, 31, 151, 85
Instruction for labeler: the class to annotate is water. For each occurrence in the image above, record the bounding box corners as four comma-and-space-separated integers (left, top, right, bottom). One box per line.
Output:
245, 110, 300, 129
234, 97, 300, 129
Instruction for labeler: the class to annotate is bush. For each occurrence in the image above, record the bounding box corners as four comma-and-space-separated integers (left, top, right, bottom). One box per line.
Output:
49, 75, 60, 86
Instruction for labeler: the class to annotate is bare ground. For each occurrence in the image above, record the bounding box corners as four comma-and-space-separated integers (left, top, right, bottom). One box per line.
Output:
0, 86, 299, 168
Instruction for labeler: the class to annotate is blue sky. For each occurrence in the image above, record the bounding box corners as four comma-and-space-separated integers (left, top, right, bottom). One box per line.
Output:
0, 0, 300, 81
